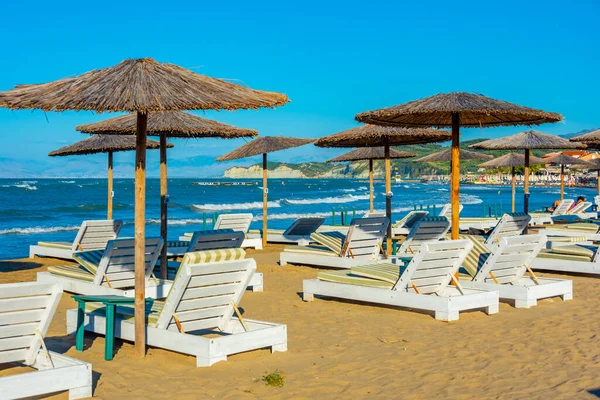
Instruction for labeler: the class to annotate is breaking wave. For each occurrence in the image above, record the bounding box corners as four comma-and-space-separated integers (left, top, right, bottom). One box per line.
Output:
192, 200, 281, 211
282, 194, 369, 205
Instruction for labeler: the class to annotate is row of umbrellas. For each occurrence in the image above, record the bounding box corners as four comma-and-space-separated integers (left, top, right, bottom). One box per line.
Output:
1, 57, 596, 356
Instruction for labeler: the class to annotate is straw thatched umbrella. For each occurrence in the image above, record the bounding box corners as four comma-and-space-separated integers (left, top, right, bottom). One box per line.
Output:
0, 57, 289, 357
571, 158, 600, 196
571, 131, 600, 195
470, 130, 581, 213
76, 111, 258, 278
413, 148, 493, 163
216, 136, 314, 248
478, 153, 545, 212
543, 153, 594, 200
355, 92, 562, 240
49, 134, 172, 219
327, 147, 417, 212
315, 125, 451, 250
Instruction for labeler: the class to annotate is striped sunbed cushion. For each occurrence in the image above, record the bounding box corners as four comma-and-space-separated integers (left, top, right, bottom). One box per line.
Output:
85, 300, 164, 327
248, 229, 286, 235
47, 265, 94, 282
310, 231, 345, 254
283, 245, 338, 257
545, 223, 600, 232
316, 270, 393, 289
72, 249, 104, 274
459, 234, 490, 278
350, 263, 402, 284
37, 241, 72, 250
181, 248, 246, 264
547, 236, 588, 243
536, 251, 593, 262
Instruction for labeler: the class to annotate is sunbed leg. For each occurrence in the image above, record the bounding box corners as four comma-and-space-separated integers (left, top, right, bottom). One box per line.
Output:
515, 298, 537, 309
303, 292, 314, 302
279, 255, 288, 266
29, 246, 36, 259
69, 384, 93, 400
271, 342, 287, 353
196, 355, 226, 367
434, 310, 459, 321
486, 303, 499, 315
561, 292, 573, 301
251, 283, 263, 292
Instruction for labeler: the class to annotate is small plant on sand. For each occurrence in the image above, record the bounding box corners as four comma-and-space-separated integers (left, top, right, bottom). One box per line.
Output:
262, 370, 285, 387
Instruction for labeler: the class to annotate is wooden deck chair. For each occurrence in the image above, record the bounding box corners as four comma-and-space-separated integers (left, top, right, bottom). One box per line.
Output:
0, 281, 92, 399
181, 213, 262, 249
396, 217, 450, 256
391, 210, 429, 236
248, 217, 325, 246
438, 203, 463, 218
280, 217, 389, 269
568, 201, 592, 216
167, 229, 244, 257
480, 213, 531, 249
30, 219, 123, 260
552, 199, 574, 216
38, 237, 171, 298
539, 221, 600, 242
461, 234, 572, 308
303, 240, 499, 321
66, 249, 287, 367
531, 240, 600, 276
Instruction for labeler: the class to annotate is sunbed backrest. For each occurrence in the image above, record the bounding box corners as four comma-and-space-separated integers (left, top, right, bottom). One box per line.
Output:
398, 217, 450, 255
569, 201, 592, 215
438, 204, 463, 218
0, 282, 62, 366
72, 220, 123, 251
342, 217, 389, 259
363, 212, 386, 218
213, 213, 253, 234
285, 218, 325, 236
393, 210, 428, 228
93, 237, 163, 288
552, 199, 574, 216
474, 234, 546, 284
484, 212, 531, 247
155, 249, 254, 332
393, 240, 472, 294
187, 230, 244, 251
595, 195, 600, 206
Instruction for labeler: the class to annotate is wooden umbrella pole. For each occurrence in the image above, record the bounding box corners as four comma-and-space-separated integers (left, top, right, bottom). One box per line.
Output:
107, 151, 113, 220
597, 169, 600, 195
262, 153, 268, 249
134, 112, 148, 358
524, 149, 530, 214
369, 159, 374, 212
159, 133, 168, 279
450, 112, 460, 240
384, 140, 392, 251
511, 166, 516, 213
560, 164, 565, 200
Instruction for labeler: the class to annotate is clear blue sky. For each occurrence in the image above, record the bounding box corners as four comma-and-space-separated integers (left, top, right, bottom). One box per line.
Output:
0, 0, 598, 177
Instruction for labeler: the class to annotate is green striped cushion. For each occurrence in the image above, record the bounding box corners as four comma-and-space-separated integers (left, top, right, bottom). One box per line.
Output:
459, 234, 490, 278
545, 223, 599, 232
316, 270, 393, 288
536, 251, 593, 262
350, 263, 402, 284
37, 241, 72, 250
73, 249, 104, 274
180, 247, 246, 265
283, 245, 338, 257
543, 244, 595, 259
47, 265, 94, 281
85, 300, 164, 327
547, 236, 588, 243
310, 231, 344, 254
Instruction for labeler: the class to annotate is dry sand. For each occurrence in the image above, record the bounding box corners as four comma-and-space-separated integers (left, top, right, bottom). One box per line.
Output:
1, 245, 599, 399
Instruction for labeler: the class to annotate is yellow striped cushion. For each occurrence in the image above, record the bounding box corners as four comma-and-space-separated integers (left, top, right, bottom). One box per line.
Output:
310, 231, 344, 254
459, 235, 490, 278
547, 236, 588, 243
181, 248, 246, 265
317, 270, 393, 288
283, 245, 337, 257
536, 251, 592, 262
351, 263, 402, 284
47, 265, 94, 281
85, 300, 164, 327
37, 241, 72, 250
543, 244, 595, 259
551, 223, 600, 232
73, 249, 104, 274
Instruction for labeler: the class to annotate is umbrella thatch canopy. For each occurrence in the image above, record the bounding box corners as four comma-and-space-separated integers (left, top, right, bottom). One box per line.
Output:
0, 57, 289, 357
413, 148, 492, 163
77, 111, 258, 274
570, 129, 600, 147
479, 153, 546, 212
570, 158, 600, 196
327, 147, 417, 212
543, 154, 595, 200
471, 131, 583, 204
355, 92, 563, 240
316, 126, 449, 249
217, 137, 314, 248
49, 135, 172, 219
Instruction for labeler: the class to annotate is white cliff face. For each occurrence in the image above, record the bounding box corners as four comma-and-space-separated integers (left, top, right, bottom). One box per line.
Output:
224, 164, 306, 178
223, 161, 388, 179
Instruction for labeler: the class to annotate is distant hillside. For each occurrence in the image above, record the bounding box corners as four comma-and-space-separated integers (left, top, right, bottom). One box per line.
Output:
560, 128, 599, 140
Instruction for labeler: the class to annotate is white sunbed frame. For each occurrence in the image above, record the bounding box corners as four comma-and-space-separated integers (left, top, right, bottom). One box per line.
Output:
391, 210, 429, 236
29, 219, 123, 260
438, 203, 463, 218
248, 217, 326, 246
395, 216, 450, 256
280, 217, 389, 269
0, 281, 92, 399
303, 240, 499, 321
180, 213, 262, 250
38, 237, 172, 298
462, 234, 572, 308
482, 212, 531, 249
531, 242, 600, 276
65, 256, 287, 367
168, 230, 245, 257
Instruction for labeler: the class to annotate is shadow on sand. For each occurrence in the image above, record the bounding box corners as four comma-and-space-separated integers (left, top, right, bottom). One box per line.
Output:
0, 260, 43, 273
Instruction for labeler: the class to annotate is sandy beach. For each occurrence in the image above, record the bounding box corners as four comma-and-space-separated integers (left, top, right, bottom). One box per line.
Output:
0, 244, 598, 399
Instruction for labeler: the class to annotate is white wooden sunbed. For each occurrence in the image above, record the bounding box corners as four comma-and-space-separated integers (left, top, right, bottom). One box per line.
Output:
0, 281, 92, 399
279, 217, 389, 269
38, 237, 172, 298
461, 234, 572, 308
180, 213, 262, 249
438, 203, 463, 218
248, 217, 325, 246
395, 216, 450, 256
539, 222, 600, 242
303, 240, 499, 321
30, 219, 123, 260
480, 212, 531, 249
167, 229, 245, 257
531, 241, 600, 276
65, 249, 287, 367
391, 210, 428, 236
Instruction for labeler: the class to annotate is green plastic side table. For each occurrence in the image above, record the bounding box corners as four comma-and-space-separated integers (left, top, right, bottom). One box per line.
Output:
72, 295, 152, 361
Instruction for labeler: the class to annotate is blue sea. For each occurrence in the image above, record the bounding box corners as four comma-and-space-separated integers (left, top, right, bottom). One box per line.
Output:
0, 178, 596, 260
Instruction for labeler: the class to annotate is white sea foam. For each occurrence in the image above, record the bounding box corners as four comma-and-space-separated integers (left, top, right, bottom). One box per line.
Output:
147, 218, 214, 226
1, 182, 38, 190
192, 200, 281, 211
341, 189, 356, 192
60, 180, 76, 184
0, 225, 80, 235
282, 194, 369, 205
357, 186, 368, 191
